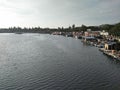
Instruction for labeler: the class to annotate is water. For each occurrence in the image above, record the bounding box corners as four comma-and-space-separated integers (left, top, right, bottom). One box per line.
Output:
0, 33, 120, 90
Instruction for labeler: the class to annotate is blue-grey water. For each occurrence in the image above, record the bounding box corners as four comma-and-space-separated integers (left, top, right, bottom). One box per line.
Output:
0, 33, 120, 90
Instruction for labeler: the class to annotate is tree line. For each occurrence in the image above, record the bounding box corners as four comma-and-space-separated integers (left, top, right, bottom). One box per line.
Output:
0, 22, 120, 36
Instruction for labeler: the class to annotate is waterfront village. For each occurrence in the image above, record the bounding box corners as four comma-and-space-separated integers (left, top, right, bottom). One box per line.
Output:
0, 23, 120, 60
51, 29, 120, 61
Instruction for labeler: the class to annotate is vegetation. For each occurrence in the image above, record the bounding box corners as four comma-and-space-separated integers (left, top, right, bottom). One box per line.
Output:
99, 23, 120, 36
0, 22, 120, 36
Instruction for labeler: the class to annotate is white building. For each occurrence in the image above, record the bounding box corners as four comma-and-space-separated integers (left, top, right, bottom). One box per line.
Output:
100, 30, 109, 36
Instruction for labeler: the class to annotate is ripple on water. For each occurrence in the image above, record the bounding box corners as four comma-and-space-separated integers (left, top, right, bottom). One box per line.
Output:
0, 34, 120, 90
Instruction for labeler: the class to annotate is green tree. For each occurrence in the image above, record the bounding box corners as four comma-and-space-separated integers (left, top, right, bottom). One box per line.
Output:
80, 24, 87, 32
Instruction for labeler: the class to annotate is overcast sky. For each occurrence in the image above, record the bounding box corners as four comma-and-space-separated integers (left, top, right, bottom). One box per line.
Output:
0, 0, 120, 28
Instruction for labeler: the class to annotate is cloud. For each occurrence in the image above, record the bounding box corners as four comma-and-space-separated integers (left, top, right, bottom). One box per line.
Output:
0, 0, 120, 28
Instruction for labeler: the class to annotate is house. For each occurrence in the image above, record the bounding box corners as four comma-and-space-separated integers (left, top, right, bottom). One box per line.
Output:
105, 42, 116, 50
100, 30, 109, 36
84, 31, 100, 37
82, 36, 97, 42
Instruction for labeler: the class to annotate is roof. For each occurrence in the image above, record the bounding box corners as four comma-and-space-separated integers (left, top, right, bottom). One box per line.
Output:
106, 42, 116, 45
82, 36, 95, 39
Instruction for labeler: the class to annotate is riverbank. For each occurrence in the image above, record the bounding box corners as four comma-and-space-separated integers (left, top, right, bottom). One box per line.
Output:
51, 31, 120, 61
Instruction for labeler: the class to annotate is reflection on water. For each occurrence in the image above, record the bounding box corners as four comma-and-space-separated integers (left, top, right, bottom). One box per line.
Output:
0, 33, 120, 90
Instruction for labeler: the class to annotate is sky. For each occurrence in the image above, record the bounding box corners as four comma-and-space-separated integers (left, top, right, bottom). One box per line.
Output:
0, 0, 120, 28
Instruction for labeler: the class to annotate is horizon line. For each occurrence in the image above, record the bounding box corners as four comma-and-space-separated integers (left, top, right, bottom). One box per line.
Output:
0, 22, 119, 29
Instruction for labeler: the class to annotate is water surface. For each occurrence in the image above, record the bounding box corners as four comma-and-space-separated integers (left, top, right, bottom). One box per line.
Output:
0, 33, 120, 90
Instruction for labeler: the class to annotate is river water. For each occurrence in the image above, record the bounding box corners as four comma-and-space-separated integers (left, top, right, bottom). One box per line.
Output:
0, 33, 120, 90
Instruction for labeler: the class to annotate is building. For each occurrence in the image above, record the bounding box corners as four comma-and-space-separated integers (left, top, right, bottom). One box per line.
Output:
84, 31, 100, 37
105, 42, 116, 50
82, 36, 97, 42
100, 30, 109, 36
